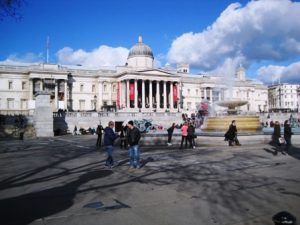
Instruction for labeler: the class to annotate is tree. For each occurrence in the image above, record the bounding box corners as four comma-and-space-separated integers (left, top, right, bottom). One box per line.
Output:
0, 0, 26, 21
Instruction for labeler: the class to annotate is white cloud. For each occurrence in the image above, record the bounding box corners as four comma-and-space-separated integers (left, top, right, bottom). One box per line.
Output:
258, 61, 300, 84
57, 45, 129, 69
167, 0, 300, 78
0, 53, 43, 65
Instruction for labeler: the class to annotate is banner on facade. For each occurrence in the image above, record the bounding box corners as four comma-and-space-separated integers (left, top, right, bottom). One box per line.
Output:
117, 81, 120, 109
173, 84, 177, 103
130, 83, 135, 101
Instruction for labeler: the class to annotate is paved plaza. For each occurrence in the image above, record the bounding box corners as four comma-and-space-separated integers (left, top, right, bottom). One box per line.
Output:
0, 135, 300, 225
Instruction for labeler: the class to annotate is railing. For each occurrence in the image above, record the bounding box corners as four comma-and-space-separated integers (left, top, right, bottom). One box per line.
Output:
0, 110, 31, 116
53, 111, 183, 118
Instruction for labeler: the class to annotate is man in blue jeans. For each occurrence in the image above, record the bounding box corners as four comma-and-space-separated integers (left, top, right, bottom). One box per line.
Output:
127, 120, 141, 169
103, 121, 119, 168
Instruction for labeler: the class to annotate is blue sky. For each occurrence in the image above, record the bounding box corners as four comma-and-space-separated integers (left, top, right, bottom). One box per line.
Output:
1, 0, 300, 84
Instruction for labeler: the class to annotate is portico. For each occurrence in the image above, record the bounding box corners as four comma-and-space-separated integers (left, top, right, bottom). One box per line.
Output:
117, 78, 180, 112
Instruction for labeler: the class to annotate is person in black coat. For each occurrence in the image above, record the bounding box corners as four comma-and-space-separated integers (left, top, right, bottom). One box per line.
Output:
187, 122, 196, 149
127, 120, 141, 169
224, 120, 241, 146
167, 123, 176, 146
272, 121, 281, 146
96, 124, 103, 148
103, 121, 119, 168
284, 120, 293, 151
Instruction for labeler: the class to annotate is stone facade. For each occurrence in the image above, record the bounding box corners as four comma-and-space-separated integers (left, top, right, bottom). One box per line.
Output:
268, 83, 300, 112
0, 36, 268, 115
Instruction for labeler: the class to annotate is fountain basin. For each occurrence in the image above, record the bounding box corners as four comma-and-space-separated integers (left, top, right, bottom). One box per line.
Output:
203, 115, 262, 133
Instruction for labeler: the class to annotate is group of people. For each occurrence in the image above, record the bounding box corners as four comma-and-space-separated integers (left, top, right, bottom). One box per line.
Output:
96, 117, 294, 169
224, 119, 294, 150
272, 120, 294, 151
166, 122, 197, 149
100, 120, 141, 169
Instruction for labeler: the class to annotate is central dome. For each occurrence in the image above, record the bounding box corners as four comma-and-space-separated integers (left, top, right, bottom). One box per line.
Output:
128, 36, 154, 59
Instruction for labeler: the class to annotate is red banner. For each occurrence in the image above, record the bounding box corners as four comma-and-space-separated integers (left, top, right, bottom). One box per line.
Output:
117, 81, 120, 109
173, 84, 177, 103
130, 83, 135, 101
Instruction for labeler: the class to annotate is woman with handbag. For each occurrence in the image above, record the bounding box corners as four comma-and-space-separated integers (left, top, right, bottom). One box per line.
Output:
272, 121, 282, 146
284, 120, 293, 152
225, 120, 241, 146
187, 122, 196, 149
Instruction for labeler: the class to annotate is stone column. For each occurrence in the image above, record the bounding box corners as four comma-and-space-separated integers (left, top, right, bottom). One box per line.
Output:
204, 88, 207, 100
199, 88, 202, 99
29, 79, 33, 100
126, 80, 130, 109
98, 81, 103, 110
149, 80, 153, 109
54, 80, 58, 110
39, 79, 43, 91
134, 79, 138, 109
156, 81, 160, 109
170, 82, 174, 109
64, 80, 67, 109
109, 82, 113, 105
177, 82, 180, 109
210, 89, 213, 102
163, 81, 167, 109
118, 81, 122, 110
142, 80, 145, 109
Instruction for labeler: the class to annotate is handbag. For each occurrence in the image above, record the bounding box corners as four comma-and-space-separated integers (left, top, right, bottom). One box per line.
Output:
278, 137, 285, 144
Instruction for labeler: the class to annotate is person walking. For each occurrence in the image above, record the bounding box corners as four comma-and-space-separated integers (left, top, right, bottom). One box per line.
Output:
284, 120, 293, 152
96, 124, 103, 148
167, 123, 176, 146
103, 121, 119, 168
120, 125, 128, 149
224, 120, 241, 146
180, 122, 188, 149
73, 125, 78, 135
127, 120, 141, 169
272, 121, 281, 146
187, 122, 196, 149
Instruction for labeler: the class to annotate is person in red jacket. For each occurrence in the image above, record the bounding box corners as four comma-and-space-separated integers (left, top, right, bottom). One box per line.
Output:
180, 122, 188, 149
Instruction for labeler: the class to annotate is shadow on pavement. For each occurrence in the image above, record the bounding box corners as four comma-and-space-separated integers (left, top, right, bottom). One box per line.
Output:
0, 170, 112, 225
264, 144, 300, 160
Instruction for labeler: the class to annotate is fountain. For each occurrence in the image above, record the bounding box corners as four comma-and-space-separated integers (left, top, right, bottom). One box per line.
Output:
203, 99, 262, 133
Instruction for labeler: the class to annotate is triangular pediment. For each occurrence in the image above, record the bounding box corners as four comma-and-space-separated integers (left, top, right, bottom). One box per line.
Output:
118, 68, 179, 77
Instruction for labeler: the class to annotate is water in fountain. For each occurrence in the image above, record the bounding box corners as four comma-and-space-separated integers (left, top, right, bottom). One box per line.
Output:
202, 99, 262, 133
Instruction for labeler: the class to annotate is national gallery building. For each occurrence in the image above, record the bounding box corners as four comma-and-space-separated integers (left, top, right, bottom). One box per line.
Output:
0, 36, 268, 114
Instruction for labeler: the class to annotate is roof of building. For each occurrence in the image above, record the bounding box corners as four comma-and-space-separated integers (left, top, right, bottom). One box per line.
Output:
128, 36, 154, 59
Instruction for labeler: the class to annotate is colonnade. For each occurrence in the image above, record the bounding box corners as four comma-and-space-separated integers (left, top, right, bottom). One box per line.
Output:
119, 79, 180, 111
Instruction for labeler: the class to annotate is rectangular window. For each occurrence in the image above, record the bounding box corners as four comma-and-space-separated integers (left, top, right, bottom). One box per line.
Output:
21, 99, 27, 109
92, 85, 95, 92
201, 89, 204, 97
7, 98, 14, 109
80, 84, 84, 92
104, 85, 107, 92
8, 81, 13, 90
79, 100, 85, 110
103, 101, 107, 106
22, 81, 26, 90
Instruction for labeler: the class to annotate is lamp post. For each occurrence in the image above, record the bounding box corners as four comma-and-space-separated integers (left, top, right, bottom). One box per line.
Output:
94, 95, 97, 111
